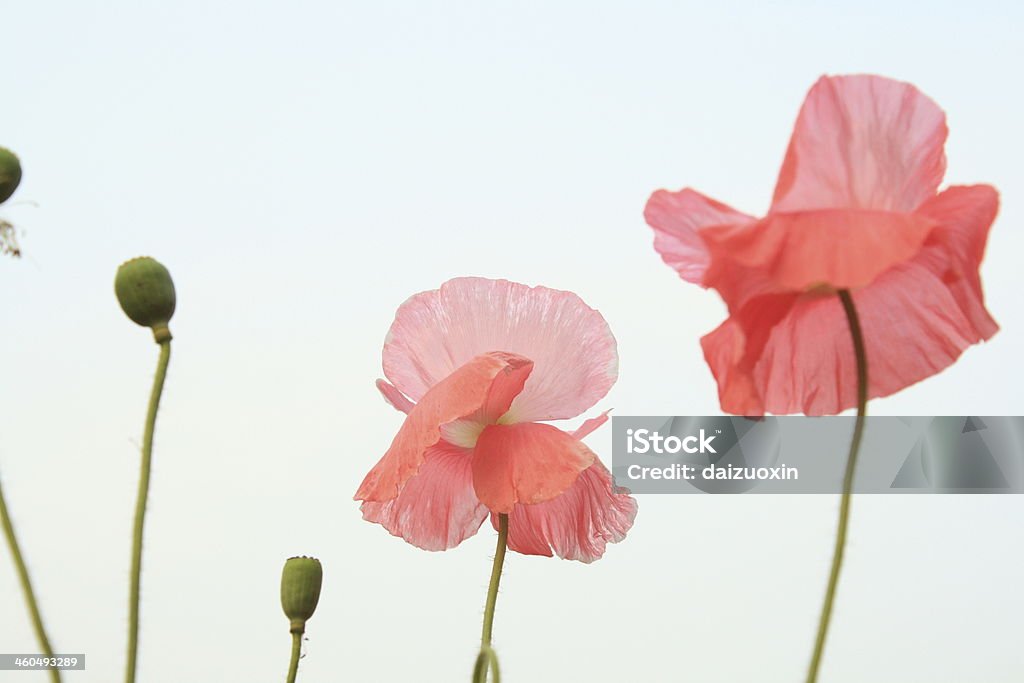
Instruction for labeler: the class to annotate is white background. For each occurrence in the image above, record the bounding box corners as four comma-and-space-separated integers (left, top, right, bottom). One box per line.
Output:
1, 2, 1022, 682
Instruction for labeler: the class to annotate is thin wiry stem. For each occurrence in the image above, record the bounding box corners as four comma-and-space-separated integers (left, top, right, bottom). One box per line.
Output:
474, 514, 508, 683
0, 475, 61, 683
805, 289, 868, 683
125, 339, 171, 683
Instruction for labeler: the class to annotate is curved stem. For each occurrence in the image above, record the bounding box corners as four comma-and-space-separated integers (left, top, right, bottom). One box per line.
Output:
285, 631, 302, 683
481, 514, 508, 647
125, 339, 171, 683
0, 476, 61, 683
805, 289, 868, 683
473, 514, 508, 683
472, 645, 501, 683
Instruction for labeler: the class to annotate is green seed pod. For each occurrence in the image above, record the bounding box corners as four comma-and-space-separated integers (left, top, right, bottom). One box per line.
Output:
115, 257, 176, 343
0, 147, 21, 205
281, 556, 322, 634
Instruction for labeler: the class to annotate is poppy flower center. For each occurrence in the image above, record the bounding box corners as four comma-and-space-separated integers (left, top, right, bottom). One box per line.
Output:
440, 408, 520, 448
439, 418, 486, 448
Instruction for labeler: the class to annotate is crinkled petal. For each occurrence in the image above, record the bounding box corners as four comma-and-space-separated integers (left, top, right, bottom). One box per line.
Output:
644, 188, 755, 284
492, 460, 637, 563
642, 190, 781, 310
356, 352, 533, 502
702, 262, 984, 415
702, 209, 936, 291
360, 440, 488, 551
383, 277, 617, 422
471, 422, 595, 514
699, 293, 799, 416
772, 74, 947, 214
914, 185, 1000, 339
376, 378, 414, 414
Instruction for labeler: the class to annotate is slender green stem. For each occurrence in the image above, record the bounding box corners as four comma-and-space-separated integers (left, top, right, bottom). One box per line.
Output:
805, 289, 868, 683
472, 645, 501, 683
0, 476, 61, 683
473, 514, 508, 683
285, 631, 302, 683
125, 339, 171, 683
481, 514, 509, 647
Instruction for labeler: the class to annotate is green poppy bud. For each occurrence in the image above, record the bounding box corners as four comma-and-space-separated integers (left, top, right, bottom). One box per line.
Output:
0, 147, 21, 205
281, 556, 322, 634
115, 257, 176, 343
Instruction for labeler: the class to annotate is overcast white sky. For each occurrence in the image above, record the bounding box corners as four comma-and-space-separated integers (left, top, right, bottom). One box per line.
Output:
2, 1, 1022, 682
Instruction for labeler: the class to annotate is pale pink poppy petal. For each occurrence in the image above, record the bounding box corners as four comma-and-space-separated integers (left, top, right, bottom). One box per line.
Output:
471, 422, 595, 514
361, 440, 488, 551
572, 411, 610, 440
772, 74, 947, 214
703, 263, 983, 415
644, 188, 756, 284
376, 378, 414, 414
355, 352, 533, 503
702, 209, 937, 291
383, 278, 617, 422
493, 460, 637, 563
914, 185, 1000, 339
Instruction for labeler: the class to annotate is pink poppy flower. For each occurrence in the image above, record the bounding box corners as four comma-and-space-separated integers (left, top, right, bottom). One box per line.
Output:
645, 74, 999, 415
355, 277, 636, 562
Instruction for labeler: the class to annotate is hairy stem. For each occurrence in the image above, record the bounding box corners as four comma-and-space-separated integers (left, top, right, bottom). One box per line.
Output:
125, 339, 171, 683
481, 514, 508, 647
285, 631, 302, 683
0, 476, 61, 683
475, 514, 508, 683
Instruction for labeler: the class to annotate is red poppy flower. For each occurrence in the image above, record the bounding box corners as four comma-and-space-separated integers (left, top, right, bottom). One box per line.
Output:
645, 74, 999, 415
355, 277, 636, 562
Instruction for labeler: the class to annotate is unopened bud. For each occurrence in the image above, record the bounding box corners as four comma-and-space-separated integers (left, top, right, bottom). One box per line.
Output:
281, 556, 322, 634
115, 257, 176, 342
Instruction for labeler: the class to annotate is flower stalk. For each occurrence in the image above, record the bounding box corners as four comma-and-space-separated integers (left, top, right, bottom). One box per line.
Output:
115, 256, 176, 683
472, 645, 501, 683
0, 476, 61, 683
286, 633, 302, 683
125, 338, 171, 683
475, 514, 508, 683
805, 289, 868, 683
